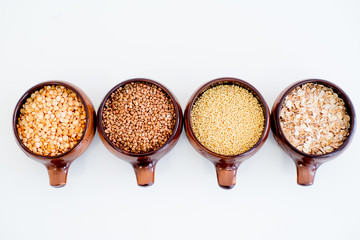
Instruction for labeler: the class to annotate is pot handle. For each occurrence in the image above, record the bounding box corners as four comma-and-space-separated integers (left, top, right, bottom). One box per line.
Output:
47, 163, 69, 188
215, 162, 239, 189
296, 162, 318, 186
133, 161, 155, 187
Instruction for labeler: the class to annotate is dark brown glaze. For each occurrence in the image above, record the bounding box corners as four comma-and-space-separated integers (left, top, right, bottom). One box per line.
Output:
97, 78, 183, 187
271, 79, 356, 186
13, 81, 96, 187
184, 77, 270, 189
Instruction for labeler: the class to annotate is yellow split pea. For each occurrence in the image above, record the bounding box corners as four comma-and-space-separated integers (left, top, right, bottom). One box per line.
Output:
17, 85, 86, 156
191, 85, 264, 155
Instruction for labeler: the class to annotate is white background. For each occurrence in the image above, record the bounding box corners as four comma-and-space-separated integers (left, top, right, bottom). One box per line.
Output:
0, 0, 359, 239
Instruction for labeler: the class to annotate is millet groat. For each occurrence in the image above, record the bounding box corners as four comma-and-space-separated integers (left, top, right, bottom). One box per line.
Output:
191, 84, 265, 156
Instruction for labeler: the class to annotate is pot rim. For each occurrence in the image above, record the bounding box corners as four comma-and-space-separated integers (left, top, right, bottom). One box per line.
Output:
185, 77, 270, 159
274, 78, 356, 159
97, 78, 183, 157
12, 80, 91, 160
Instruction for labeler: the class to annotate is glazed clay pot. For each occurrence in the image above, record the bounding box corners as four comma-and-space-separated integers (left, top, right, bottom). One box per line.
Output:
97, 78, 183, 187
184, 77, 270, 189
271, 79, 356, 186
13, 81, 96, 187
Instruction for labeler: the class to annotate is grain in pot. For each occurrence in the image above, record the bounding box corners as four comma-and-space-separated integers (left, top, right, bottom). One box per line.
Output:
102, 82, 176, 154
17, 85, 87, 156
280, 83, 350, 155
191, 84, 265, 156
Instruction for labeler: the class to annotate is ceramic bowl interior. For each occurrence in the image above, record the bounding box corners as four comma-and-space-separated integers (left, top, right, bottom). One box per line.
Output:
13, 81, 91, 159
186, 78, 270, 159
275, 79, 356, 158
97, 78, 183, 157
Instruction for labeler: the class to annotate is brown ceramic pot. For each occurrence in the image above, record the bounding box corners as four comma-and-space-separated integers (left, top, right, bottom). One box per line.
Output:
13, 81, 96, 187
97, 78, 183, 187
184, 77, 270, 189
271, 79, 356, 186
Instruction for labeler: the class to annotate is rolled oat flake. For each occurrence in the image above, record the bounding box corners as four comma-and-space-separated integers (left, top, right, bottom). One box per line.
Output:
280, 83, 350, 155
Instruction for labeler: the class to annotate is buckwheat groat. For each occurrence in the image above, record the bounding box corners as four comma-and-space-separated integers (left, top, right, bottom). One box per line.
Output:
102, 82, 176, 154
17, 85, 87, 156
280, 83, 350, 155
191, 85, 265, 156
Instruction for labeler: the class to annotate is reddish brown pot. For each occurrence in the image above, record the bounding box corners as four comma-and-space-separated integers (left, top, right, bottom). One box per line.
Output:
271, 79, 356, 186
97, 78, 183, 187
184, 77, 270, 189
13, 81, 96, 188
